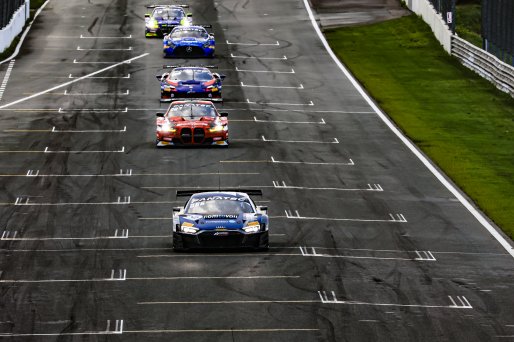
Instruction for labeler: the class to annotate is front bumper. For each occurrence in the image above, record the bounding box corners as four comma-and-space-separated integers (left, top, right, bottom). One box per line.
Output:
163, 45, 215, 58
156, 127, 228, 147
173, 231, 269, 250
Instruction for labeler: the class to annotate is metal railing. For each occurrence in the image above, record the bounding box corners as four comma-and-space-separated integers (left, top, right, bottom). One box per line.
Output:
452, 35, 514, 97
0, 0, 25, 29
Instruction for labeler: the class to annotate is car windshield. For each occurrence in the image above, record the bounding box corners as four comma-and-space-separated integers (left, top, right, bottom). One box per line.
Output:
168, 103, 217, 117
153, 8, 183, 20
186, 199, 254, 215
170, 69, 212, 82
171, 28, 208, 39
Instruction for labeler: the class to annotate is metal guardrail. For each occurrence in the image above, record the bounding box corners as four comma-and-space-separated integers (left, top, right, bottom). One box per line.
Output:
1, 0, 25, 29
452, 36, 514, 97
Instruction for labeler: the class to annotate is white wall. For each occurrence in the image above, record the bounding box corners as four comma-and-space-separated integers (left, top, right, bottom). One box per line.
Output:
0, 0, 30, 54
402, 0, 452, 53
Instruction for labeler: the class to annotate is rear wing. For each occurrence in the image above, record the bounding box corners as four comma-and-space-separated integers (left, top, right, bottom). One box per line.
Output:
176, 189, 263, 197
146, 4, 189, 8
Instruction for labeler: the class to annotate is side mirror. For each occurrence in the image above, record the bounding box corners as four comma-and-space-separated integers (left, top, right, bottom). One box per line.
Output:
172, 207, 182, 212
186, 13, 192, 17
219, 112, 228, 117
220, 74, 226, 80
209, 33, 215, 37
258, 206, 268, 213
145, 13, 150, 18
156, 112, 165, 117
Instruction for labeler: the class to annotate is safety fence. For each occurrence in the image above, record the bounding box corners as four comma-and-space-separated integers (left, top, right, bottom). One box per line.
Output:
482, 0, 514, 65
452, 35, 514, 96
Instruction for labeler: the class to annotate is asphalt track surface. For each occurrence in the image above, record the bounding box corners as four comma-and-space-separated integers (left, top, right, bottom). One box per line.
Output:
0, 0, 512, 341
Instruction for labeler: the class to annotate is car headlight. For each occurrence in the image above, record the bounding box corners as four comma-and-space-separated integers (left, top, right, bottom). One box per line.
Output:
243, 221, 261, 233
181, 222, 198, 234
146, 19, 158, 29
157, 123, 176, 133
209, 125, 226, 133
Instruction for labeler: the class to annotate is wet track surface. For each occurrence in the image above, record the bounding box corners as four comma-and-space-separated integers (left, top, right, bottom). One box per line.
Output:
0, 0, 513, 341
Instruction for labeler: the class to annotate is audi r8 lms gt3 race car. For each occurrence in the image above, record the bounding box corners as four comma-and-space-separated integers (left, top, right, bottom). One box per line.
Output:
145, 5, 192, 37
156, 101, 228, 147
172, 190, 269, 251
157, 66, 225, 102
163, 25, 215, 57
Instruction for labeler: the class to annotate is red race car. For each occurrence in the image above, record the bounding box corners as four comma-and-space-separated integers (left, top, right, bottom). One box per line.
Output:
156, 101, 229, 147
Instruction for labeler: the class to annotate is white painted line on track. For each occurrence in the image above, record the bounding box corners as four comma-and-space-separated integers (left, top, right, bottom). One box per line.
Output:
252, 117, 326, 124
68, 74, 131, 79
73, 59, 132, 64
272, 181, 382, 192
77, 46, 133, 51
63, 89, 129, 96
0, 275, 298, 283
302, 0, 514, 258
245, 99, 314, 106
279, 210, 407, 223
0, 320, 125, 337
262, 135, 337, 144
235, 66, 295, 74
0, 60, 15, 102
80, 34, 132, 39
271, 156, 354, 165
52, 126, 127, 133
58, 107, 129, 113
0, 171, 258, 178
124, 328, 319, 335
220, 157, 354, 165
318, 291, 472, 309
0, 53, 149, 110
230, 53, 287, 60
139, 300, 318, 305
226, 40, 279, 46
241, 82, 304, 89
298, 246, 434, 261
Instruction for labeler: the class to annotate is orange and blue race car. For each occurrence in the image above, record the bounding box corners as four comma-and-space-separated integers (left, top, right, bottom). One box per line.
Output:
156, 65, 225, 102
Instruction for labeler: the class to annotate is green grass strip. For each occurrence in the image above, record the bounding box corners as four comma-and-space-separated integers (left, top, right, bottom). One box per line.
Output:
325, 15, 514, 238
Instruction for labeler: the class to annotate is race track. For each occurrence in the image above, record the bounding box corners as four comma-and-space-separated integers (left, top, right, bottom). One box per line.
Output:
0, 0, 513, 340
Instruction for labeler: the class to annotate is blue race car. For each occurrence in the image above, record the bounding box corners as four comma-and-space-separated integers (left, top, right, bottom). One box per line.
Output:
172, 190, 269, 251
163, 26, 215, 58
157, 66, 225, 102
145, 5, 192, 38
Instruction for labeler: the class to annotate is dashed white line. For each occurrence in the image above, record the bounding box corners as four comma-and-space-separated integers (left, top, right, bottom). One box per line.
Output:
241, 82, 304, 89
230, 53, 287, 60
235, 66, 295, 74
0, 60, 15, 102
226, 40, 279, 46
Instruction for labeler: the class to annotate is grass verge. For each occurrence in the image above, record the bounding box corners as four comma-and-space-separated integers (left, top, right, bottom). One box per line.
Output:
325, 15, 514, 239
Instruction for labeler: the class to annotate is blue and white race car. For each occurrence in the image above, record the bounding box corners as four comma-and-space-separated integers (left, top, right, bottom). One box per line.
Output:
172, 190, 269, 251
163, 26, 215, 58
157, 65, 225, 102
145, 5, 192, 38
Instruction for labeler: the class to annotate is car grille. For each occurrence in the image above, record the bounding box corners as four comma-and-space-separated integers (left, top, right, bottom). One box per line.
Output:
173, 46, 206, 57
198, 231, 245, 247
193, 128, 205, 143
180, 128, 192, 143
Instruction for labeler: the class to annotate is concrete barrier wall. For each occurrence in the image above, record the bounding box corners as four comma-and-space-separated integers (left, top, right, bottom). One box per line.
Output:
0, 0, 30, 53
402, 0, 452, 53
